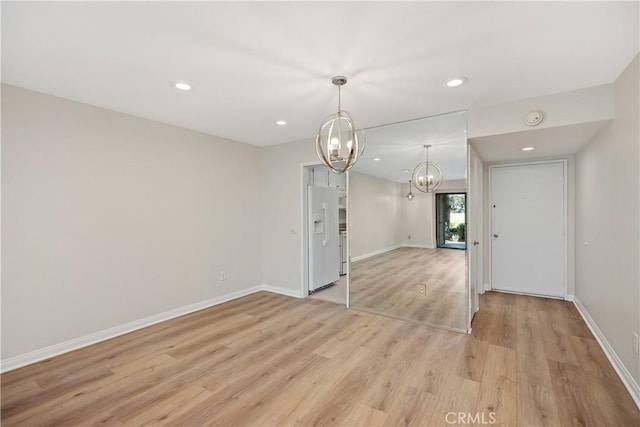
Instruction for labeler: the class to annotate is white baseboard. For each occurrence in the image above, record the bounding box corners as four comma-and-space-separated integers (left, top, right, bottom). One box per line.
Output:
351, 244, 402, 262
351, 244, 439, 262
1, 285, 265, 373
564, 294, 575, 302
260, 284, 303, 299
573, 298, 640, 410
483, 283, 491, 292
402, 243, 436, 249
0, 283, 308, 373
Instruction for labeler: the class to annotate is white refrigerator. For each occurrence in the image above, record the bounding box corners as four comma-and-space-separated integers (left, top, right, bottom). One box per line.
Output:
308, 185, 340, 292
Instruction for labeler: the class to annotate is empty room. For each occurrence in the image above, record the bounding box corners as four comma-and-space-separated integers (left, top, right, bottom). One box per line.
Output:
2, 2, 639, 426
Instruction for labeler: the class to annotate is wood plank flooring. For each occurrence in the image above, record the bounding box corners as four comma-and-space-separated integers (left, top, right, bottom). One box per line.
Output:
351, 247, 467, 330
309, 277, 346, 305
2, 291, 639, 426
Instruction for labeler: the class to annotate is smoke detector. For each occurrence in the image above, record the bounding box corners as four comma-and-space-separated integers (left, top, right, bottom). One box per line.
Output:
524, 111, 544, 126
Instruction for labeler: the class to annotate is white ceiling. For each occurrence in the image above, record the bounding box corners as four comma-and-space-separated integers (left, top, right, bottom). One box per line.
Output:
2, 1, 638, 150
470, 120, 611, 163
354, 111, 467, 183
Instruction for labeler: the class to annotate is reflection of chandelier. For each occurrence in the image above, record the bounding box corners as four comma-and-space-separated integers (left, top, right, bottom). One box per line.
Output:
406, 180, 415, 201
412, 144, 443, 193
315, 76, 365, 174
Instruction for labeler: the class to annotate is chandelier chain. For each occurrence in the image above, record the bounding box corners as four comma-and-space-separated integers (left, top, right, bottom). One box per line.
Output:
425, 145, 430, 190
426, 146, 429, 168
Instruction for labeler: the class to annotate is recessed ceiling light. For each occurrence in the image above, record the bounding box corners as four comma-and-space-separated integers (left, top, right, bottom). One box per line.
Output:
522, 147, 535, 151
173, 81, 192, 91
403, 169, 411, 173
373, 158, 381, 161
446, 77, 468, 87
275, 120, 287, 126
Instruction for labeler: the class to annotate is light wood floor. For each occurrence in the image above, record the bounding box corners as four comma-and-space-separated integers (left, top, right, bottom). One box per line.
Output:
351, 247, 467, 330
2, 291, 638, 426
309, 276, 346, 305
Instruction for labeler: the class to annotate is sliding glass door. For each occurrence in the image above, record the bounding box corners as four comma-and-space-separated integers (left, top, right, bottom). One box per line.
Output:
436, 193, 466, 250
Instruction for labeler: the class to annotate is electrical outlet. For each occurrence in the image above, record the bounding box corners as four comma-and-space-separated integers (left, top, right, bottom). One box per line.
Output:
633, 333, 639, 355
416, 284, 426, 298
220, 271, 226, 281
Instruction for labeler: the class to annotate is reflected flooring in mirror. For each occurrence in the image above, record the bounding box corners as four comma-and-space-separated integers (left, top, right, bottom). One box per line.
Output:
350, 247, 467, 331
309, 276, 347, 306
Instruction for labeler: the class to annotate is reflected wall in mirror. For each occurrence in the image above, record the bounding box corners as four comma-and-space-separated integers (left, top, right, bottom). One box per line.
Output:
349, 111, 468, 331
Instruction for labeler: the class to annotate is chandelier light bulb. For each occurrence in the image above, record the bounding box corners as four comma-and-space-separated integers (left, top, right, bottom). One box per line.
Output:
412, 144, 443, 193
406, 180, 415, 201
315, 76, 365, 174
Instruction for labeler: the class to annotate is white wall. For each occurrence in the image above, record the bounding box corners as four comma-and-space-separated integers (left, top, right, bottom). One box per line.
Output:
260, 138, 318, 296
1, 85, 263, 361
349, 172, 402, 259
400, 179, 468, 249
400, 190, 435, 248
437, 179, 468, 193
259, 142, 408, 294
468, 84, 614, 139
575, 55, 640, 386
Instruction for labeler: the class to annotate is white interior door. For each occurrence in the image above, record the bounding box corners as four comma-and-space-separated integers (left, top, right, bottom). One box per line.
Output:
491, 162, 565, 297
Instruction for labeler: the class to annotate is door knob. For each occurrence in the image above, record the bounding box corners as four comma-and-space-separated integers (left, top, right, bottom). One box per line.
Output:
473, 241, 480, 246
493, 234, 499, 238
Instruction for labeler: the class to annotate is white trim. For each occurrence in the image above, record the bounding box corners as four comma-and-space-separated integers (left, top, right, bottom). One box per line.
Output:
261, 284, 303, 299
351, 244, 402, 262
468, 144, 483, 331
574, 298, 640, 410
0, 285, 264, 373
435, 187, 468, 194
345, 171, 351, 309
483, 283, 491, 292
402, 243, 435, 249
491, 288, 564, 300
564, 294, 575, 302
300, 162, 323, 301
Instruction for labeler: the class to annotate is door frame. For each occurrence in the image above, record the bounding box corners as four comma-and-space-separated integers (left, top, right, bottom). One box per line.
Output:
487, 159, 568, 298
300, 161, 322, 299
434, 192, 467, 250
468, 145, 482, 322
299, 161, 350, 307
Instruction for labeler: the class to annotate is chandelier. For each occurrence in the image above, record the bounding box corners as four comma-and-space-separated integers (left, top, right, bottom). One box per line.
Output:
412, 144, 443, 193
315, 76, 365, 174
406, 180, 415, 201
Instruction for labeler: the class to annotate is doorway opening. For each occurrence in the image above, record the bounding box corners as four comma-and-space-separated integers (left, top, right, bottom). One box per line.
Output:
436, 193, 467, 250
302, 163, 348, 306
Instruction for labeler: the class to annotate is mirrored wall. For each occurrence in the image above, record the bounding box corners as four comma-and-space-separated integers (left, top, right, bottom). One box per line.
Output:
348, 111, 469, 332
